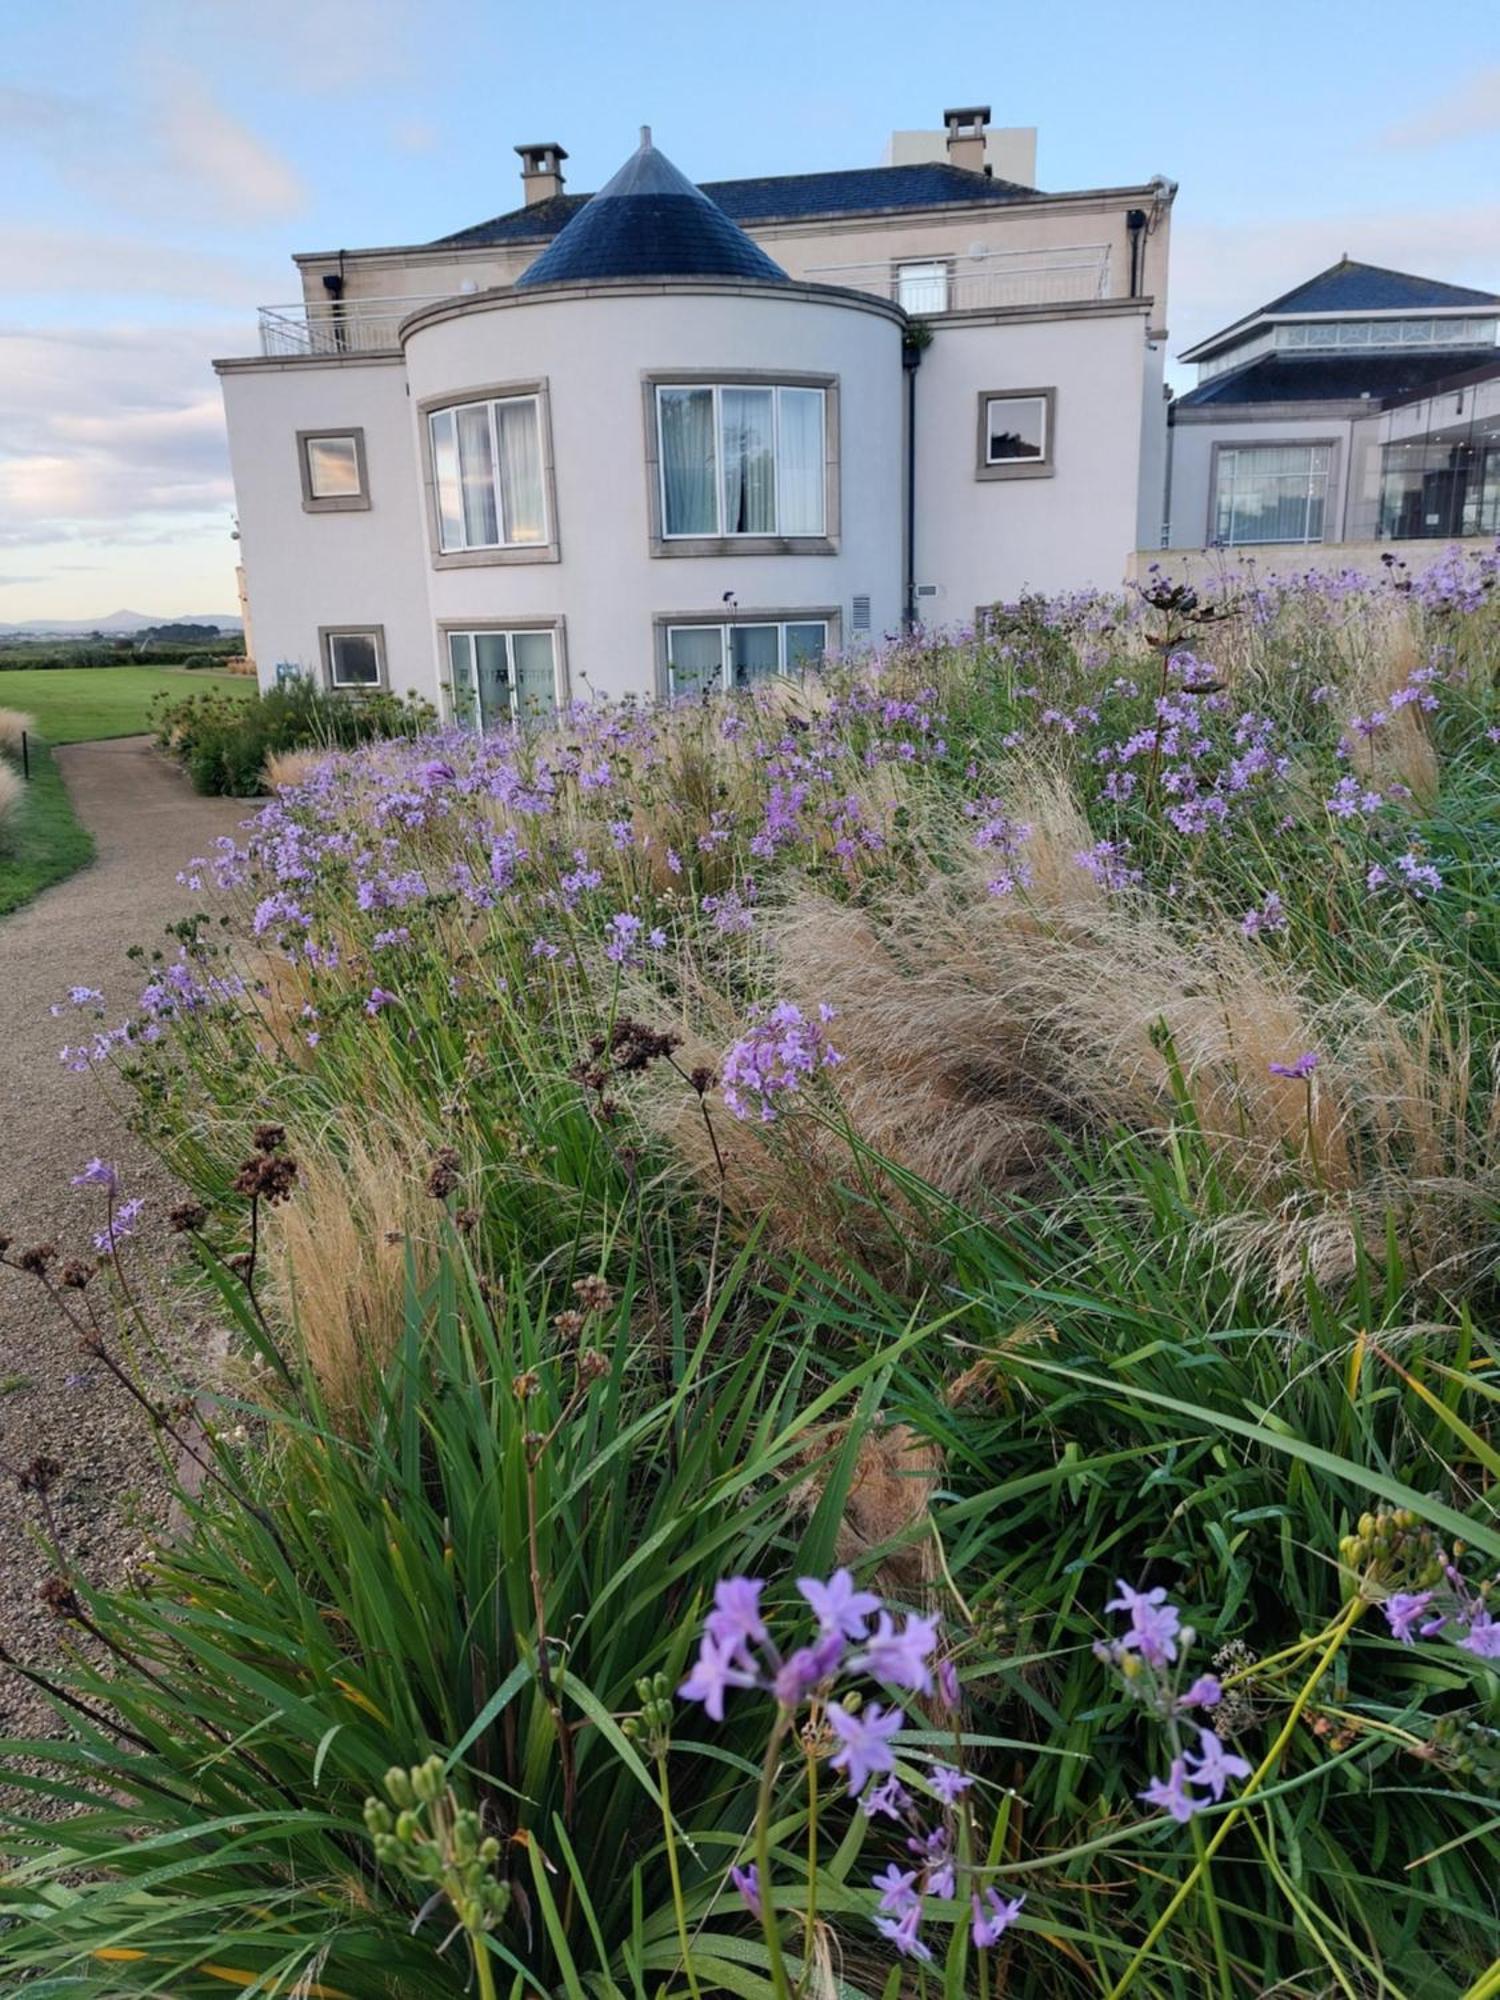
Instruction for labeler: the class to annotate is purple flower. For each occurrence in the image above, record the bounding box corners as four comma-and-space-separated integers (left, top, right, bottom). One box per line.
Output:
1267, 1051, 1319, 1080
1184, 1728, 1251, 1802
365, 987, 398, 1016
872, 1862, 920, 1917
861, 1775, 912, 1821
854, 1610, 940, 1694
677, 1633, 757, 1722
1139, 1756, 1202, 1824
94, 1195, 145, 1254
1240, 891, 1287, 939
1457, 1609, 1500, 1660
771, 1633, 844, 1705
705, 1576, 768, 1662
1178, 1674, 1223, 1711
928, 1763, 972, 1804
604, 912, 643, 964
827, 1700, 904, 1797
971, 1887, 1025, 1949
798, 1568, 881, 1642
1382, 1591, 1436, 1647
1105, 1580, 1183, 1668
729, 1862, 761, 1918
874, 1902, 932, 1962
71, 1158, 119, 1193
937, 1656, 962, 1713
721, 1001, 842, 1123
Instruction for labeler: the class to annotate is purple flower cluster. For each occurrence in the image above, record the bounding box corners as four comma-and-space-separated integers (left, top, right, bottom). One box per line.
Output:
720, 1001, 842, 1123
685, 1571, 1023, 1962
1382, 1569, 1500, 1660
1097, 1580, 1251, 1827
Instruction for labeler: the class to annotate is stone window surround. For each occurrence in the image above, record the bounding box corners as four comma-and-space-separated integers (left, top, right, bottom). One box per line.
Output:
641, 369, 841, 558
1206, 436, 1339, 548
975, 387, 1057, 482
298, 427, 371, 512
415, 379, 562, 570
434, 614, 571, 720
651, 604, 842, 700
318, 623, 387, 691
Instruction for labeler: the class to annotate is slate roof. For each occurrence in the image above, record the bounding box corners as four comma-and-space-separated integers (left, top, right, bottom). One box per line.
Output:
515, 134, 789, 288
1182, 259, 1500, 361
1174, 349, 1500, 410
436, 160, 1038, 251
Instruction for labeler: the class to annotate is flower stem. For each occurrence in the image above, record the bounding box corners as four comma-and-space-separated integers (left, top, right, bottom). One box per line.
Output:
657, 1750, 703, 2000
799, 1737, 819, 1988
1106, 1594, 1366, 2000
472, 1936, 498, 2000
755, 1709, 794, 2000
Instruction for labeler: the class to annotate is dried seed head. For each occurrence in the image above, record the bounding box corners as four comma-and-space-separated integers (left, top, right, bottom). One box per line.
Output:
38, 1575, 81, 1618
17, 1242, 57, 1275
233, 1154, 298, 1205
689, 1066, 716, 1097
512, 1370, 540, 1401
577, 1349, 609, 1385
18, 1454, 63, 1495
551, 1309, 585, 1346
169, 1201, 208, 1234
227, 1251, 254, 1277
572, 1273, 615, 1316
425, 1147, 462, 1200
252, 1123, 285, 1155
59, 1260, 95, 1290
454, 1206, 480, 1233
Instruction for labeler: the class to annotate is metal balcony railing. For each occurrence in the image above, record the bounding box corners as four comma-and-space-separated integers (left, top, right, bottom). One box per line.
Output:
803, 244, 1114, 314
256, 295, 461, 357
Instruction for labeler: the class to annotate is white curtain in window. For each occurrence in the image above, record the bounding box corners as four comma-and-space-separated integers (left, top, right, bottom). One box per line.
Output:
447, 632, 480, 729
431, 410, 464, 550
660, 389, 717, 534
473, 631, 510, 726
776, 389, 824, 536
667, 626, 724, 698
511, 631, 556, 717
457, 406, 499, 546
497, 400, 545, 543
1215, 446, 1329, 546
721, 387, 775, 534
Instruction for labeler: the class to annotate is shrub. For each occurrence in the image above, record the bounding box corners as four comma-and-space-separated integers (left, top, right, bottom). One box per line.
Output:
0, 758, 22, 833
0, 704, 34, 756
154, 679, 436, 796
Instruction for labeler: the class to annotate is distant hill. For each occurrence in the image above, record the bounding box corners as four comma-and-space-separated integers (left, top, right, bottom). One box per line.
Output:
0, 610, 243, 637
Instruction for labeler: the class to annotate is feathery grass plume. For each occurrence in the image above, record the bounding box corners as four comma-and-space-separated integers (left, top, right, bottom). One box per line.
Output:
263, 745, 334, 791
262, 1121, 439, 1423
0, 760, 22, 832
0, 707, 35, 757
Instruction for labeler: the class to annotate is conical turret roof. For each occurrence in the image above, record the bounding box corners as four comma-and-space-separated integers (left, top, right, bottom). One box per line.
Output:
516, 130, 789, 288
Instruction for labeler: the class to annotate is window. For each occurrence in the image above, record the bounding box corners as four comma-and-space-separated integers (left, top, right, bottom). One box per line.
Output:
655, 383, 827, 541
298, 429, 368, 512
981, 393, 1052, 468
1378, 440, 1500, 541
664, 618, 828, 698
321, 627, 385, 689
427, 395, 547, 553
446, 627, 560, 728
1212, 444, 1331, 546
895, 261, 950, 314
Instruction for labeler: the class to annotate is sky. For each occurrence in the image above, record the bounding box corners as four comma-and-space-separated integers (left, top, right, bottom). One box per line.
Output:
2, 0, 1499, 622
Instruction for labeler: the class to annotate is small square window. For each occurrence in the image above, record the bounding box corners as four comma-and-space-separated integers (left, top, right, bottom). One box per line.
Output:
976, 391, 1055, 480
323, 628, 384, 688
299, 429, 369, 511
896, 261, 950, 314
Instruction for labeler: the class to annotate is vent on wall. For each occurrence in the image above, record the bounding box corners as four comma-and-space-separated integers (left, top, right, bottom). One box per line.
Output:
851, 594, 871, 633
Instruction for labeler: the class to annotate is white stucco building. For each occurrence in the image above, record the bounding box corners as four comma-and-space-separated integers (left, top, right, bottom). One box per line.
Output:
1164, 259, 1500, 564
217, 115, 1176, 718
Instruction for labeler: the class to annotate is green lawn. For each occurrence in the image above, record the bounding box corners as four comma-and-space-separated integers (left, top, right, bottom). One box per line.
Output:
0, 738, 96, 915
0, 666, 255, 916
0, 664, 254, 744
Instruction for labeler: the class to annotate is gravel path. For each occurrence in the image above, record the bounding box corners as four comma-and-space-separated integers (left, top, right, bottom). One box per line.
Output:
0, 737, 247, 1759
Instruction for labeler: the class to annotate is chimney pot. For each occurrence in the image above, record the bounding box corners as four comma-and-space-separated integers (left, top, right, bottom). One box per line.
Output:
515, 141, 568, 206
942, 105, 990, 175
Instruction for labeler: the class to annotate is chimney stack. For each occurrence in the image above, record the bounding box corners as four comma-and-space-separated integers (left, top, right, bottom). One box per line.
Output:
942, 106, 990, 175
515, 141, 568, 206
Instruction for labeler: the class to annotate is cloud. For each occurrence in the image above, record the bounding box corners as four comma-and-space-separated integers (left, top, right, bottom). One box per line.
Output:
1, 225, 282, 307
1168, 200, 1500, 370
1380, 67, 1500, 150
0, 325, 236, 547
142, 0, 424, 95
0, 74, 306, 225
